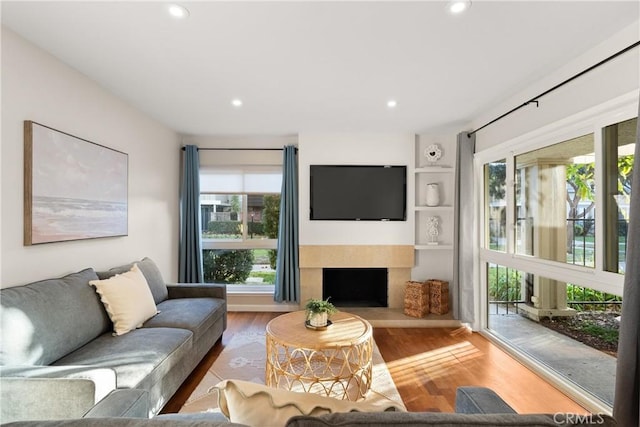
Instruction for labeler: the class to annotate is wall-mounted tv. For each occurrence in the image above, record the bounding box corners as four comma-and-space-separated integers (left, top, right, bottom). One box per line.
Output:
310, 165, 407, 221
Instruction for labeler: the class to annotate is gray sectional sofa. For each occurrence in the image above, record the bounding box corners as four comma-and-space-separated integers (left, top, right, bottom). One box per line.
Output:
0, 258, 227, 423
2, 387, 616, 426
0, 258, 614, 426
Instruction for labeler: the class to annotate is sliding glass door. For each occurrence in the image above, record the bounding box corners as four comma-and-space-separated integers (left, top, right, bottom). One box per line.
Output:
478, 109, 636, 407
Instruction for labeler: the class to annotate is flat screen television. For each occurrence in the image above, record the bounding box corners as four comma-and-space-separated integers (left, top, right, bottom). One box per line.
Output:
310, 165, 407, 221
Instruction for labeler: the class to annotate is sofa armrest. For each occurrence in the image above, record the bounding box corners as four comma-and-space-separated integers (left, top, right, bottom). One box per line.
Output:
1, 377, 99, 422
455, 387, 517, 414
167, 283, 228, 330
167, 283, 227, 301
1, 365, 117, 422
83, 389, 149, 418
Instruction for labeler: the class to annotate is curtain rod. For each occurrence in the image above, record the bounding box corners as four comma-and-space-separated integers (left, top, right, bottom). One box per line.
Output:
467, 40, 640, 137
181, 147, 296, 151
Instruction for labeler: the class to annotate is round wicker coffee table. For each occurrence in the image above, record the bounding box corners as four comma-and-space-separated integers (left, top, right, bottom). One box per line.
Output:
265, 310, 373, 401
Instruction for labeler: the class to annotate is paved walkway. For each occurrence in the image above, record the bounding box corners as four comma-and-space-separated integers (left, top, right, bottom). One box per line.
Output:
489, 313, 616, 406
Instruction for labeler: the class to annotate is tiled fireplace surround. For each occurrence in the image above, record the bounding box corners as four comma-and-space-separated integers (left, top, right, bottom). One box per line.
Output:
299, 245, 415, 309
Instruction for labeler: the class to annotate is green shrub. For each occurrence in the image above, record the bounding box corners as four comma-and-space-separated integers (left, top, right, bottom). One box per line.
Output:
207, 221, 241, 236
487, 266, 522, 302
578, 322, 618, 344
268, 250, 277, 270
203, 249, 254, 283
263, 195, 281, 269
248, 221, 264, 236
566, 284, 622, 312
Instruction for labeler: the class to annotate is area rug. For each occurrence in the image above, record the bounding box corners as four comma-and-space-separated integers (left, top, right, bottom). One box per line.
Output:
179, 330, 406, 414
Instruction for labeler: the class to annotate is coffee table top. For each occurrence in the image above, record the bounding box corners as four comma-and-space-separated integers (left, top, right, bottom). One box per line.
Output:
266, 310, 372, 350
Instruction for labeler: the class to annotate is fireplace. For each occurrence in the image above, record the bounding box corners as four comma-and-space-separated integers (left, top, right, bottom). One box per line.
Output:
322, 268, 388, 307
299, 245, 414, 309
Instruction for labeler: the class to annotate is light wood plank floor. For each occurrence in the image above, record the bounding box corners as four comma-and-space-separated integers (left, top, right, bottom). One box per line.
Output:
162, 312, 587, 414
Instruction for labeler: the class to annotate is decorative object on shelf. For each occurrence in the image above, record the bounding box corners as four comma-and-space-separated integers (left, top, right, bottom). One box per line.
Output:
425, 183, 440, 206
424, 143, 442, 164
426, 216, 440, 245
304, 298, 338, 328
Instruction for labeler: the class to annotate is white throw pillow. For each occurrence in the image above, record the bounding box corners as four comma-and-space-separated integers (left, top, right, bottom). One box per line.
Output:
212, 379, 403, 427
89, 263, 158, 336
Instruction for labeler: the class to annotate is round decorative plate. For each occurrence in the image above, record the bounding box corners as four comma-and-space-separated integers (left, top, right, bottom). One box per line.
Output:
424, 144, 442, 162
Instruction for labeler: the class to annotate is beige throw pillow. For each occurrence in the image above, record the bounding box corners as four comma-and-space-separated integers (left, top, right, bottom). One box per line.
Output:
90, 263, 158, 336
212, 379, 403, 427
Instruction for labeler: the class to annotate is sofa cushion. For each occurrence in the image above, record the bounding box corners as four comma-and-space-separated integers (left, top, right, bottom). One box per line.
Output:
155, 412, 229, 422
96, 258, 168, 304
52, 327, 192, 390
143, 298, 225, 342
213, 379, 402, 427
3, 419, 248, 427
0, 268, 110, 365
286, 412, 616, 426
90, 264, 159, 336
455, 386, 517, 414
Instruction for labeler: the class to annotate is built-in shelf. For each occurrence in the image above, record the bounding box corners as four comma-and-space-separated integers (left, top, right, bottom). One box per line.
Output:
414, 244, 454, 250
415, 167, 454, 173
414, 205, 454, 212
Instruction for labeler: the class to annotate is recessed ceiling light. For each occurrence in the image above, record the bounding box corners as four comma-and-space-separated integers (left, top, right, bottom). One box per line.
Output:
387, 100, 398, 109
167, 4, 189, 19
231, 99, 243, 108
447, 0, 471, 14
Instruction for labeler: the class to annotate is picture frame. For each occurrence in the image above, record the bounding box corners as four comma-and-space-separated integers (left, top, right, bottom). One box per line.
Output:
24, 121, 128, 245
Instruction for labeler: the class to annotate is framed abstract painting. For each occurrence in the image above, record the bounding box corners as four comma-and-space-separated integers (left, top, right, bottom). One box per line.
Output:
24, 121, 128, 245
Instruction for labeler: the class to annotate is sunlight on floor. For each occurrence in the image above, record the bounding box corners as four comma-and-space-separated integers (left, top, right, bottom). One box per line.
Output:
385, 341, 482, 386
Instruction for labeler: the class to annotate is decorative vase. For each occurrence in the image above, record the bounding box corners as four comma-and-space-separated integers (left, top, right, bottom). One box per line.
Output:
309, 312, 328, 327
426, 183, 440, 207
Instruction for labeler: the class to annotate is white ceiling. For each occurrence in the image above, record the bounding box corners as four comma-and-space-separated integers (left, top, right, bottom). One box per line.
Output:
2, 1, 639, 137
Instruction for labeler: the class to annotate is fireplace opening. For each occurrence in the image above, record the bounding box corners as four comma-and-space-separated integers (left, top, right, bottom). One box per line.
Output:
322, 268, 388, 307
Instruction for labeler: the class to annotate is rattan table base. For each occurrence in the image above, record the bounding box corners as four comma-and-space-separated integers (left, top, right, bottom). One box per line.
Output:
265, 311, 373, 401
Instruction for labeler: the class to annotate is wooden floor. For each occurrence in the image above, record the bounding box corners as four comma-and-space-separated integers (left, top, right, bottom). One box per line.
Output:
162, 312, 587, 414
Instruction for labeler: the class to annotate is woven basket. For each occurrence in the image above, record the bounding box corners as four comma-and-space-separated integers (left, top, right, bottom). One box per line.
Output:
403, 281, 429, 318
427, 279, 449, 315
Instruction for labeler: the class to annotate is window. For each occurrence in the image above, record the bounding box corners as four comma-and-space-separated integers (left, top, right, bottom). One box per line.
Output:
603, 117, 637, 274
486, 262, 620, 406
478, 104, 636, 409
200, 166, 282, 287
515, 133, 596, 267
484, 160, 507, 252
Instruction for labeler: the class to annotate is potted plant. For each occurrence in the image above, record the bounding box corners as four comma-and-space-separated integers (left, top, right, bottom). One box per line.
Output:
304, 298, 338, 327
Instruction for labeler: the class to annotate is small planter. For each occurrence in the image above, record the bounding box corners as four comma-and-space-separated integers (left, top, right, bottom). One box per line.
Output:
309, 312, 328, 327
304, 298, 337, 330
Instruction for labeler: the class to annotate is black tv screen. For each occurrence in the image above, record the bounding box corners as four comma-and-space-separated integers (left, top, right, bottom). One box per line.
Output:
310, 165, 407, 221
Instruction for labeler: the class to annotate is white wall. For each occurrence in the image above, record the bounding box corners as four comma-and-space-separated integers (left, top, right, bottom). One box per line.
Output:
1, 27, 181, 287
473, 21, 639, 150
298, 133, 414, 245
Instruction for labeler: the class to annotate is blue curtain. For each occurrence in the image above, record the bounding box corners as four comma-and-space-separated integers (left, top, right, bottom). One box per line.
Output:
613, 105, 640, 425
178, 145, 203, 283
274, 145, 300, 303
